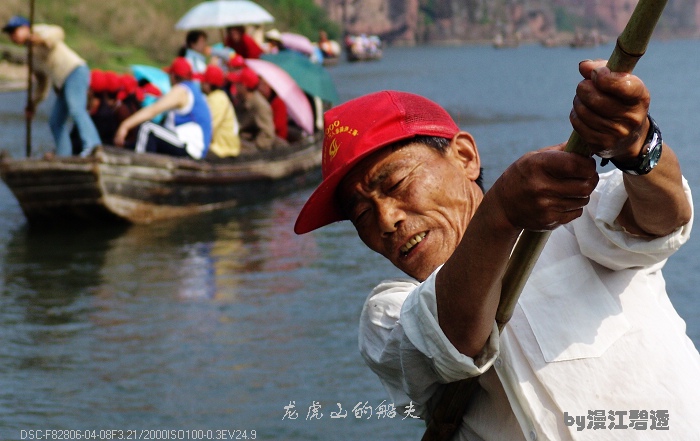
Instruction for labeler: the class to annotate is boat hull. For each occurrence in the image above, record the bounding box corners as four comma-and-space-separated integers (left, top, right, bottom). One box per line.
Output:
0, 135, 322, 225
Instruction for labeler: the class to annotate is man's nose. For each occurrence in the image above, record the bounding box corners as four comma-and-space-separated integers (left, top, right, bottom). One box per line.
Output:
376, 198, 405, 236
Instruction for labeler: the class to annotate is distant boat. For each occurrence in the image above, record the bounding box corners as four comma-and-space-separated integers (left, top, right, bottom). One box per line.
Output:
0, 134, 323, 226
569, 29, 609, 48
344, 34, 383, 62
493, 32, 520, 49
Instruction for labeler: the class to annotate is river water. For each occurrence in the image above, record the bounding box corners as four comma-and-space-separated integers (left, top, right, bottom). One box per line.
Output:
0, 39, 699, 440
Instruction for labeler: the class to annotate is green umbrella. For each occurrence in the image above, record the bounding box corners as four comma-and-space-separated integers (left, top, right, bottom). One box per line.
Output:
261, 51, 339, 104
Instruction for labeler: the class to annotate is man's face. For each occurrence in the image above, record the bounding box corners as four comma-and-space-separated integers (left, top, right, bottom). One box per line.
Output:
192, 36, 208, 54
228, 28, 242, 42
338, 138, 482, 281
10, 26, 30, 44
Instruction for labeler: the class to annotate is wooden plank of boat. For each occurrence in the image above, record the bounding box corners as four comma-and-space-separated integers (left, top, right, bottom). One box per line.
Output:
0, 133, 323, 225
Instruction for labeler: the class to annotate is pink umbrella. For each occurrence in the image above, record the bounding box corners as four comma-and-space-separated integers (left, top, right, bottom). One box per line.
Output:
280, 32, 316, 56
244, 58, 315, 135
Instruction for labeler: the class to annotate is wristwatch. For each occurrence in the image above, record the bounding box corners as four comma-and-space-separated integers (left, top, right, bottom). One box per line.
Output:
607, 114, 663, 176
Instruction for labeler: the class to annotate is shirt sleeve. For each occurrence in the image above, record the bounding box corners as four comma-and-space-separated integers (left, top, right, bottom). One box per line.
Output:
569, 170, 694, 271
358, 269, 500, 417
34, 24, 65, 49
32, 70, 50, 106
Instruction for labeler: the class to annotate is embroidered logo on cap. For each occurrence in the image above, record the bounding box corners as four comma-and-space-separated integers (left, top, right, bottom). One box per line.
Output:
324, 119, 359, 160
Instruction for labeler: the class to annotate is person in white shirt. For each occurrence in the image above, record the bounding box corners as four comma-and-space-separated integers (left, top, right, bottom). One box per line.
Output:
293, 59, 700, 440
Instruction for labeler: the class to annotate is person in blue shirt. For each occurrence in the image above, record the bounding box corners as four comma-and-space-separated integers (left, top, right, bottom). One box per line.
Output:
114, 57, 212, 160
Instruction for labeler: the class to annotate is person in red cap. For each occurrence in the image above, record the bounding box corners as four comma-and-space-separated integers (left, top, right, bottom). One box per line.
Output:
201, 65, 241, 159
229, 67, 280, 153
228, 54, 246, 71
3, 15, 101, 156
114, 57, 212, 159
72, 70, 122, 150
294, 61, 700, 439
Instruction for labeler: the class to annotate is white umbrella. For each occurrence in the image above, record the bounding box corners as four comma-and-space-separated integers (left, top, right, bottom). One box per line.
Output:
175, 0, 274, 30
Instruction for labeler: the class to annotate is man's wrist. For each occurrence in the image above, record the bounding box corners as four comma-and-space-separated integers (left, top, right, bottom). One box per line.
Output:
605, 114, 663, 176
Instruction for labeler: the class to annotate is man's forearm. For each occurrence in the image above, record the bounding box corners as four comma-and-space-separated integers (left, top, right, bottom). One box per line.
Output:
617, 144, 691, 237
436, 190, 521, 358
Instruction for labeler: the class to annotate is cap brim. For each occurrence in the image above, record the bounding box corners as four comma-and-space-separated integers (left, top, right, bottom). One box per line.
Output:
294, 132, 416, 234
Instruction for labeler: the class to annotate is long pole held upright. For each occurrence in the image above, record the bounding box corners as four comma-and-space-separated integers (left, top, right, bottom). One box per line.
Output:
422, 1, 669, 440
25, 0, 35, 158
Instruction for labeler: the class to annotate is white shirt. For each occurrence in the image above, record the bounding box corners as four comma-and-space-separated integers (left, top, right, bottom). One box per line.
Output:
359, 171, 700, 440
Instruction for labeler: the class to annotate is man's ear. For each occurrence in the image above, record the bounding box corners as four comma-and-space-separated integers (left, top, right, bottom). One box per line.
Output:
449, 131, 481, 181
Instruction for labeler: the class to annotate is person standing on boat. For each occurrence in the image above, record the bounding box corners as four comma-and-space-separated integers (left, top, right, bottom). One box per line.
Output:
2, 15, 102, 157
114, 57, 212, 160
200, 65, 241, 159
294, 61, 700, 439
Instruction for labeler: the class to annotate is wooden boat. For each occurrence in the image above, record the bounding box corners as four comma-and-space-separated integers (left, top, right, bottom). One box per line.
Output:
0, 133, 323, 226
321, 55, 340, 67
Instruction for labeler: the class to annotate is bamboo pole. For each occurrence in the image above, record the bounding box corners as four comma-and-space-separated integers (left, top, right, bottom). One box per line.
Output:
25, 0, 35, 158
422, 1, 668, 440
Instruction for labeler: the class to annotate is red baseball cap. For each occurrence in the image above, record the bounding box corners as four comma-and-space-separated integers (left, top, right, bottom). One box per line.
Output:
229, 67, 259, 90
164, 57, 193, 80
118, 74, 144, 101
89, 69, 106, 93
103, 71, 122, 94
294, 90, 460, 234
228, 54, 245, 69
203, 65, 225, 87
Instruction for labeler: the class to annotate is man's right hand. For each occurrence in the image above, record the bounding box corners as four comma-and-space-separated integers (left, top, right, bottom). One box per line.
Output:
24, 104, 35, 120
492, 144, 599, 232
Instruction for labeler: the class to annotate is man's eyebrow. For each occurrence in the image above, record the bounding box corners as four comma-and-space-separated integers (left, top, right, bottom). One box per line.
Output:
340, 161, 406, 218
368, 161, 403, 188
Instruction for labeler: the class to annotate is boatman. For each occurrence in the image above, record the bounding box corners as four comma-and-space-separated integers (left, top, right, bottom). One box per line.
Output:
294, 60, 700, 439
2, 15, 102, 157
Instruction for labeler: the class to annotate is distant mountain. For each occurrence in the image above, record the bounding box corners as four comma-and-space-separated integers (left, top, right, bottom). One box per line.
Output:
315, 0, 700, 45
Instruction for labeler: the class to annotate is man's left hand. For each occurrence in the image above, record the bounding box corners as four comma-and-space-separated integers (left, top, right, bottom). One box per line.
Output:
571, 59, 650, 163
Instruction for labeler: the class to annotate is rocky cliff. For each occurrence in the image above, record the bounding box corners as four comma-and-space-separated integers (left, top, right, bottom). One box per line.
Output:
315, 0, 700, 45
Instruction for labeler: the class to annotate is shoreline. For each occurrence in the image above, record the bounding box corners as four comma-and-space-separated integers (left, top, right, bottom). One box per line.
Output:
0, 61, 28, 92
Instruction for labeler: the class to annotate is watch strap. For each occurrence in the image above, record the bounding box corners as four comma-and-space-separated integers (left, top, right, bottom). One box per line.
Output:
602, 114, 662, 176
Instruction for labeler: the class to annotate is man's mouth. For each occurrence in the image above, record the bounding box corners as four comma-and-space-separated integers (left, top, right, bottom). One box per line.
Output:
400, 232, 427, 255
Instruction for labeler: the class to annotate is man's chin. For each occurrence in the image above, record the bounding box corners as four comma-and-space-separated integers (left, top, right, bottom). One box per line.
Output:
397, 261, 441, 282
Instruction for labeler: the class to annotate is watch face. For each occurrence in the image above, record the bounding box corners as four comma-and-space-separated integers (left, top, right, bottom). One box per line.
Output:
647, 143, 662, 168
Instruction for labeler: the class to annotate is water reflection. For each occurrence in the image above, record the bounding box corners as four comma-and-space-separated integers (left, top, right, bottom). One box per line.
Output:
2, 224, 127, 325
0, 195, 332, 431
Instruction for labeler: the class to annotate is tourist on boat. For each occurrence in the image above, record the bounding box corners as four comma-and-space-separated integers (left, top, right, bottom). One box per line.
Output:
225, 54, 246, 104
227, 54, 246, 73
224, 25, 263, 59
257, 77, 288, 142
294, 61, 700, 439
71, 70, 142, 151
317, 30, 340, 59
179, 29, 209, 76
229, 67, 280, 153
114, 57, 212, 160
201, 65, 241, 159
264, 29, 286, 54
2, 15, 102, 157
74, 70, 120, 150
